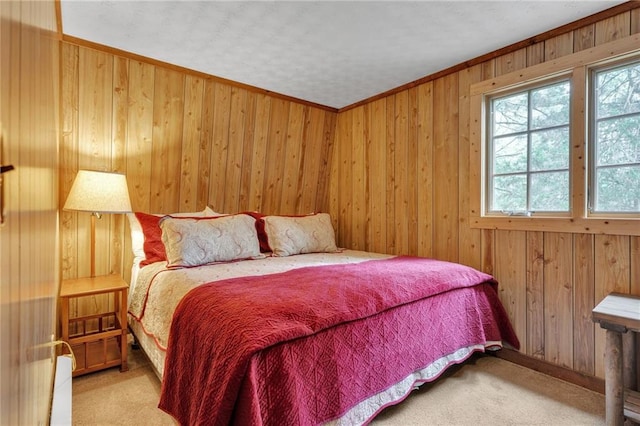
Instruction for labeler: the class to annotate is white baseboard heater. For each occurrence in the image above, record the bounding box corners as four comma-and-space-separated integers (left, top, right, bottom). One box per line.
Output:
50, 355, 72, 425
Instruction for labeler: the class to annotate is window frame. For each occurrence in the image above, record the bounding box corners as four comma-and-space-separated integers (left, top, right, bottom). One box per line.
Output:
469, 33, 640, 236
485, 76, 573, 216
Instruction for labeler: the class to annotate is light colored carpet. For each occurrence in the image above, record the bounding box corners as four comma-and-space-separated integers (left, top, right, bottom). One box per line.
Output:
72, 345, 605, 425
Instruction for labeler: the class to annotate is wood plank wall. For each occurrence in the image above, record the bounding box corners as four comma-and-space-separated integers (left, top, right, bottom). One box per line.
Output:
60, 42, 337, 290
329, 7, 640, 380
0, 0, 60, 423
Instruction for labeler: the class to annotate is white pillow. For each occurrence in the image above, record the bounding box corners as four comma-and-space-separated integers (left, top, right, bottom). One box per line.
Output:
160, 214, 262, 268
262, 213, 338, 257
126, 206, 220, 266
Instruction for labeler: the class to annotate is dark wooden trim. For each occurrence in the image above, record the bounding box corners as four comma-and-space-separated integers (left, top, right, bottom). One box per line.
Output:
493, 348, 605, 395
339, 1, 640, 111
55, 0, 63, 36
60, 34, 339, 113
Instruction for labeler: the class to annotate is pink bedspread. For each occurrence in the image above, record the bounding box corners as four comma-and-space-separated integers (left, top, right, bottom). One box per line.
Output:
158, 256, 519, 425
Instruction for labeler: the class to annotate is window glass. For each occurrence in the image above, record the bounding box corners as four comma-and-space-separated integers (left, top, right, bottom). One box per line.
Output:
488, 80, 571, 213
592, 60, 640, 213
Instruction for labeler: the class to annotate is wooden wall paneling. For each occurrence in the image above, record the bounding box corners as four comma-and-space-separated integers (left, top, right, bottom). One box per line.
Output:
361, 103, 372, 248
196, 79, 215, 211
78, 48, 113, 279
61, 43, 79, 280
526, 42, 545, 67
544, 32, 573, 60
335, 110, 352, 247
262, 98, 290, 215
178, 75, 204, 212
481, 229, 495, 275
314, 111, 336, 214
632, 237, 640, 295
150, 67, 184, 213
633, 8, 640, 34
458, 66, 482, 269
126, 60, 155, 213
543, 232, 574, 368
494, 48, 527, 77
574, 233, 595, 375
110, 56, 129, 281
208, 82, 231, 213
594, 235, 631, 377
351, 106, 366, 250
573, 24, 596, 52
122, 59, 154, 283
289, 105, 310, 214
416, 83, 433, 259
595, 11, 630, 45
297, 107, 323, 214
526, 231, 545, 359
281, 102, 305, 214
385, 97, 396, 254
238, 91, 257, 212
394, 91, 409, 255
367, 99, 388, 254
328, 111, 341, 236
406, 87, 419, 256
225, 87, 248, 213
494, 230, 528, 349
432, 74, 459, 262
247, 93, 271, 212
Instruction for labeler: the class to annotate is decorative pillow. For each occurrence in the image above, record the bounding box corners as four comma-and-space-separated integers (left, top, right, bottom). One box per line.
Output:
160, 214, 262, 268
261, 213, 338, 257
242, 211, 269, 252
127, 206, 220, 266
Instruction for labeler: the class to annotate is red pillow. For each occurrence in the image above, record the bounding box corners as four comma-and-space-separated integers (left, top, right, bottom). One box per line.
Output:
242, 211, 269, 252
136, 213, 168, 266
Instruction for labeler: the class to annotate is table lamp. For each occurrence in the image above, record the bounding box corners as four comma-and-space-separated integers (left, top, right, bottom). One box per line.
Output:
63, 170, 132, 277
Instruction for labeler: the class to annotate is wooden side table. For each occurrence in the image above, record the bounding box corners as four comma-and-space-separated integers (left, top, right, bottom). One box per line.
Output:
593, 293, 640, 425
60, 274, 129, 376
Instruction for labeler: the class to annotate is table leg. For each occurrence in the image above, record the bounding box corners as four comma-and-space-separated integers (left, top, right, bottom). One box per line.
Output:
119, 288, 128, 372
623, 332, 637, 391
606, 329, 624, 426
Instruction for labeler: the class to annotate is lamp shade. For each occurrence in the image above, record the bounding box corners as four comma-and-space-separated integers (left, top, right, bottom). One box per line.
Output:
63, 170, 132, 213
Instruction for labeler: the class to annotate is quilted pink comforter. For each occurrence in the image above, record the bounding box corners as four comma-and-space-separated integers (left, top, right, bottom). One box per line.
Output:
158, 256, 519, 425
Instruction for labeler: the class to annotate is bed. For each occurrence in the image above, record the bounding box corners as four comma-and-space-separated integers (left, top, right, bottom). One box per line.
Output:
126, 209, 519, 425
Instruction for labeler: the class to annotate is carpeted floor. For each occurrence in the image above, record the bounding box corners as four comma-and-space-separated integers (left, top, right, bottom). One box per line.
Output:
72, 344, 605, 425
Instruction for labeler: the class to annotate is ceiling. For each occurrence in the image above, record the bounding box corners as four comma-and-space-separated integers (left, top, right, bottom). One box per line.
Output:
60, 1, 627, 109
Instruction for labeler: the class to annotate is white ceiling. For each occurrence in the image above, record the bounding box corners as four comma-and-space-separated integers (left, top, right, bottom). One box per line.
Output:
60, 1, 627, 109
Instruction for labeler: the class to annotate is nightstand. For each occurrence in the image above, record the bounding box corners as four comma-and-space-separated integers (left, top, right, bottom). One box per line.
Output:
60, 274, 129, 376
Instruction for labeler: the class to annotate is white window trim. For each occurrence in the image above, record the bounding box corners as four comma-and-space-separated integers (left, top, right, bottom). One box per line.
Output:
469, 33, 640, 236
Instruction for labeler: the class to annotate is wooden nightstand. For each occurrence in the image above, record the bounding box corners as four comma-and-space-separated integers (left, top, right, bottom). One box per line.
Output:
60, 274, 129, 376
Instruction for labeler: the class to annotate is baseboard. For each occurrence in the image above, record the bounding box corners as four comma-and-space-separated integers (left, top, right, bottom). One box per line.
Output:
492, 348, 605, 395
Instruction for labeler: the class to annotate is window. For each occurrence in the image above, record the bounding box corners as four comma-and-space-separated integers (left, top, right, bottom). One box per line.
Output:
488, 80, 571, 214
470, 34, 640, 235
590, 59, 640, 214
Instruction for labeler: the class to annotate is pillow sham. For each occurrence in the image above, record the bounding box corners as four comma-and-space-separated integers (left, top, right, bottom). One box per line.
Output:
160, 214, 262, 268
261, 213, 338, 257
127, 206, 220, 266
